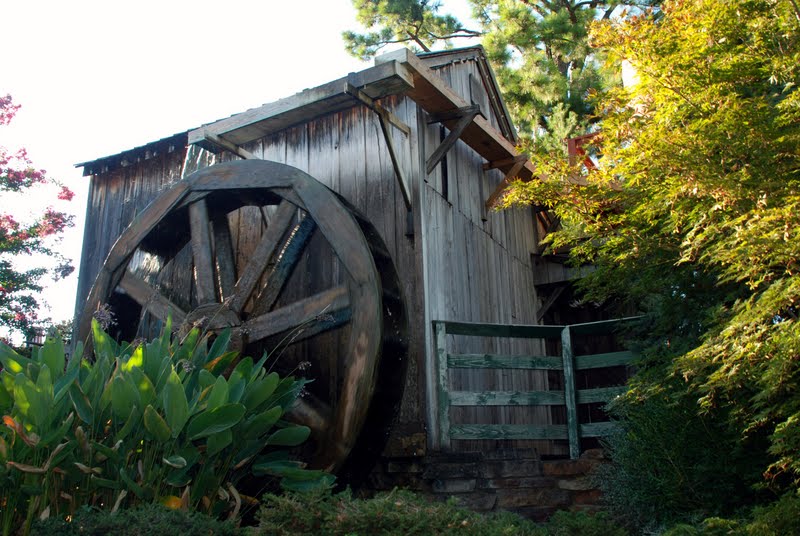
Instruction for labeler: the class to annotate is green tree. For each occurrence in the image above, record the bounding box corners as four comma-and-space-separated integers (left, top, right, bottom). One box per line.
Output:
0, 95, 74, 337
344, 1, 659, 146
343, 0, 481, 59
503, 0, 800, 521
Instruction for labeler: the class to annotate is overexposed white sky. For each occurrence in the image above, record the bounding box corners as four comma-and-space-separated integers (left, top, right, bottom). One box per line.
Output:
1, 0, 475, 340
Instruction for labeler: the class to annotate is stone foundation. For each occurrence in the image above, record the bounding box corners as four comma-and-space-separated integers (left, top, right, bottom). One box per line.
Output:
367, 448, 607, 521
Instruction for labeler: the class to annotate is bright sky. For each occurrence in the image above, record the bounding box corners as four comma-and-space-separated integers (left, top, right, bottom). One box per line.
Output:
1, 0, 475, 341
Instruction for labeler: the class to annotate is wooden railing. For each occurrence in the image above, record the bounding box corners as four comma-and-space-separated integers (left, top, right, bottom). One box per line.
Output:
433, 318, 638, 459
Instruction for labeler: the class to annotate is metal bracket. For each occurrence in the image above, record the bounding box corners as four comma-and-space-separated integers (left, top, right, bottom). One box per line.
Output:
344, 82, 412, 211
425, 105, 480, 175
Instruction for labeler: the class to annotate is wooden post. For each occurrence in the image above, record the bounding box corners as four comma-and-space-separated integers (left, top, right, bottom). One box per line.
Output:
561, 326, 580, 459
434, 321, 451, 451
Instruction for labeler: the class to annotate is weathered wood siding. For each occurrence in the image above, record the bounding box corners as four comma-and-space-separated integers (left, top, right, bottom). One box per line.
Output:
418, 60, 554, 454
74, 148, 187, 326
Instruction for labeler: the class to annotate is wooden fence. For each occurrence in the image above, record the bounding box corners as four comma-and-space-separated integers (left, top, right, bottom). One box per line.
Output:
433, 318, 638, 459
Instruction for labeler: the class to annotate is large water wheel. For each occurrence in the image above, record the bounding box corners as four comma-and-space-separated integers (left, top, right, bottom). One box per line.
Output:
76, 159, 408, 476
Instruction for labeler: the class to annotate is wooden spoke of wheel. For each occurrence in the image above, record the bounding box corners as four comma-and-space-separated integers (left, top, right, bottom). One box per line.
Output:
211, 214, 237, 301
118, 271, 187, 327
251, 213, 317, 316
227, 200, 298, 314
189, 198, 216, 304
243, 285, 350, 342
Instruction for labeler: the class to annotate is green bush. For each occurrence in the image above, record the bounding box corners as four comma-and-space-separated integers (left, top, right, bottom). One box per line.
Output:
30, 503, 239, 536
546, 510, 627, 536
0, 320, 330, 535
252, 488, 628, 536
253, 488, 544, 535
660, 493, 800, 536
596, 378, 765, 532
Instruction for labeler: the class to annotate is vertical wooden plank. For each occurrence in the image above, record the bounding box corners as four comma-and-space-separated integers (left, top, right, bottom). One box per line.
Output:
434, 320, 451, 451
562, 326, 580, 459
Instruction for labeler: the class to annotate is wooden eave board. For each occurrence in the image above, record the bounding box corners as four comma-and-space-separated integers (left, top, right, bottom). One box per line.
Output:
418, 46, 517, 143
187, 60, 415, 152
376, 49, 537, 181
75, 132, 188, 177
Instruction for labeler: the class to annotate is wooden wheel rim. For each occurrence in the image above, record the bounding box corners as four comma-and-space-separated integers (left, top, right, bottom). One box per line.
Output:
77, 159, 384, 472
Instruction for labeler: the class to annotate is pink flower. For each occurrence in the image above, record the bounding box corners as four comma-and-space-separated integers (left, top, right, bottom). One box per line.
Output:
57, 186, 74, 201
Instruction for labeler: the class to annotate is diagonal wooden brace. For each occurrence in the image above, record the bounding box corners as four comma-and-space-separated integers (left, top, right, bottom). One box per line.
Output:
345, 83, 412, 211
484, 155, 528, 210
201, 131, 258, 160
425, 105, 480, 174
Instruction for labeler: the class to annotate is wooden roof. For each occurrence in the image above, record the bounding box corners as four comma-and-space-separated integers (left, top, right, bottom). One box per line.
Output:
77, 47, 538, 183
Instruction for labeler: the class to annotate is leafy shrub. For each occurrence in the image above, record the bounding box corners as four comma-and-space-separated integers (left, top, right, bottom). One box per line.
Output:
253, 488, 545, 535
546, 509, 626, 536
253, 488, 627, 535
659, 492, 800, 536
596, 378, 765, 532
30, 503, 240, 536
0, 320, 330, 535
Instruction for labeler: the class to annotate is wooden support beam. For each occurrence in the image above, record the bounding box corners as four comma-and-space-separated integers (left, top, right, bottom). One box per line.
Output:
426, 104, 480, 124
344, 83, 411, 135
425, 106, 480, 174
201, 132, 258, 160
484, 156, 527, 210
536, 285, 565, 322
343, 82, 413, 210
376, 48, 540, 181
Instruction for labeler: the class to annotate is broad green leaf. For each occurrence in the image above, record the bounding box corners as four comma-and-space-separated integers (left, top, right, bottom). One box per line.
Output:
69, 384, 93, 425
54, 366, 80, 404
242, 406, 282, 439
91, 319, 117, 361
0, 380, 11, 410
227, 373, 246, 404
115, 405, 141, 441
92, 440, 122, 463
162, 369, 189, 438
154, 355, 173, 393
143, 404, 172, 442
91, 475, 121, 489
35, 365, 54, 405
206, 429, 232, 456
0, 342, 30, 375
111, 375, 139, 421
122, 345, 144, 372
67, 342, 83, 371
242, 372, 280, 412
198, 369, 215, 389
207, 376, 229, 410
40, 412, 75, 447
119, 467, 146, 498
280, 473, 335, 492
264, 425, 310, 447
129, 367, 156, 408
203, 350, 238, 376
206, 329, 231, 365
163, 455, 187, 468
186, 403, 246, 439
40, 335, 66, 379
15, 373, 47, 427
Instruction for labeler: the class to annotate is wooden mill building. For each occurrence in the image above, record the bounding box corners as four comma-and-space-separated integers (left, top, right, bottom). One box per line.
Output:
75, 46, 631, 515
